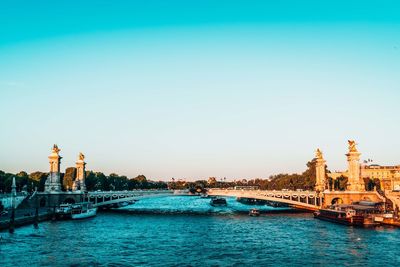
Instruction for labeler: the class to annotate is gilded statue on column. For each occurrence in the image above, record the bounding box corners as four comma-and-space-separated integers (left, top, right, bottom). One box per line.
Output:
315, 148, 323, 159
348, 140, 358, 153
52, 144, 60, 154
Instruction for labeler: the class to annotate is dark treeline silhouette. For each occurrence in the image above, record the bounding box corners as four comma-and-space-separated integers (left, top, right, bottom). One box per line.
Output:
84, 172, 167, 191
0, 170, 45, 193
202, 158, 321, 191
0, 170, 167, 193
166, 158, 324, 191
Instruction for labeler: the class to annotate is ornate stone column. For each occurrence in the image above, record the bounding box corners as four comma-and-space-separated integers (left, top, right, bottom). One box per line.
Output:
315, 148, 326, 192
11, 176, 16, 206
346, 140, 365, 191
393, 171, 400, 191
73, 152, 86, 192
45, 144, 62, 192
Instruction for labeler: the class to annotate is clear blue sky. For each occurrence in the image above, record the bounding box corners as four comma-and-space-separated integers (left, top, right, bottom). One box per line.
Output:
1, 1, 399, 180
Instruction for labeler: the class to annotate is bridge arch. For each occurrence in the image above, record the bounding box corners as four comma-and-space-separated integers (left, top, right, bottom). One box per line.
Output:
331, 197, 343, 205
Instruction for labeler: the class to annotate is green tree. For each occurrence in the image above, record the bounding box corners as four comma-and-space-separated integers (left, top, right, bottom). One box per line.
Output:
63, 167, 76, 191
16, 171, 29, 192
85, 171, 99, 191
29, 171, 48, 191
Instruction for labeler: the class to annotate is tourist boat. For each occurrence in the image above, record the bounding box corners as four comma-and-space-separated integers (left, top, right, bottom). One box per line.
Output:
55, 203, 72, 220
210, 197, 227, 207
314, 208, 364, 226
314, 201, 387, 227
71, 202, 97, 219
249, 208, 260, 217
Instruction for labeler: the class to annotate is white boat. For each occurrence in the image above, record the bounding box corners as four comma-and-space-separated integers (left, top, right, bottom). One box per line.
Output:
55, 203, 73, 219
71, 202, 97, 220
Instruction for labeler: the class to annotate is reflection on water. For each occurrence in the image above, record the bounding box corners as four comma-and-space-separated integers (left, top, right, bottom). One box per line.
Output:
118, 195, 291, 214
1, 196, 400, 266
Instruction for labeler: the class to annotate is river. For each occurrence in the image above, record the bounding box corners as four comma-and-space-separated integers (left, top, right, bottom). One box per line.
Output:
1, 196, 399, 266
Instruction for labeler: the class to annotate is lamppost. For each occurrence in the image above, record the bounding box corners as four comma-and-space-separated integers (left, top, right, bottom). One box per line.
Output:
9, 177, 16, 233
33, 187, 39, 229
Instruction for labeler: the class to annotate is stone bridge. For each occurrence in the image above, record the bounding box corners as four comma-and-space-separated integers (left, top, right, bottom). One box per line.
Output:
33, 190, 173, 208
208, 188, 322, 211
86, 190, 173, 207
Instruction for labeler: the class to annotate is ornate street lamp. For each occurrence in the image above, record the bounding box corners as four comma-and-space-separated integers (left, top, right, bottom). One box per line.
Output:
9, 177, 16, 233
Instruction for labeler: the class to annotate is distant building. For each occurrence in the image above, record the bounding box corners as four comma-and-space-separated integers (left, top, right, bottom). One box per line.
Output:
361, 164, 400, 190
328, 164, 400, 191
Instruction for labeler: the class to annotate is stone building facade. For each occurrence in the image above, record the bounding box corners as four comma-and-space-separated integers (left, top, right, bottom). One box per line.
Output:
361, 165, 400, 191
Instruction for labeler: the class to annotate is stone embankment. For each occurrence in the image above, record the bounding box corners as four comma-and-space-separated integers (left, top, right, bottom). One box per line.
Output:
0, 208, 51, 231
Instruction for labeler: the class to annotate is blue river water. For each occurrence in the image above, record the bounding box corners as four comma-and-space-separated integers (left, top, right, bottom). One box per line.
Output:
1, 196, 400, 266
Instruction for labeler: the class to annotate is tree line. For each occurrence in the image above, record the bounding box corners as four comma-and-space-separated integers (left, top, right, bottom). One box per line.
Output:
0, 170, 167, 193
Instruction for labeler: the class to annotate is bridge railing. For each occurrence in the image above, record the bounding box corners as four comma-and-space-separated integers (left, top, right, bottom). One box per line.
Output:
85, 190, 173, 207
87, 190, 172, 196
209, 188, 317, 195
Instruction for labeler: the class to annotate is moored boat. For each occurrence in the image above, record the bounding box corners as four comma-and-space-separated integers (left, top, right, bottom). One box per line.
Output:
314, 208, 364, 226
210, 197, 227, 207
71, 202, 97, 220
314, 202, 385, 227
55, 203, 72, 220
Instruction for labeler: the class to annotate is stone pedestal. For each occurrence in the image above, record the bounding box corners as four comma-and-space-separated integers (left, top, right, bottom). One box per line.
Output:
45, 145, 62, 192
45, 172, 62, 192
346, 151, 365, 191
315, 157, 326, 192
72, 153, 86, 192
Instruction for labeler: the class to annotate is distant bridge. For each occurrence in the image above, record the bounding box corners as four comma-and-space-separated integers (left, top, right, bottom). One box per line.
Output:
208, 189, 322, 211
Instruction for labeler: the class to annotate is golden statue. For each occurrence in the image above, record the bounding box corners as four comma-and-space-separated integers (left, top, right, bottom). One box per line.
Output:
52, 144, 60, 154
348, 140, 358, 152
79, 152, 85, 161
315, 148, 323, 159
